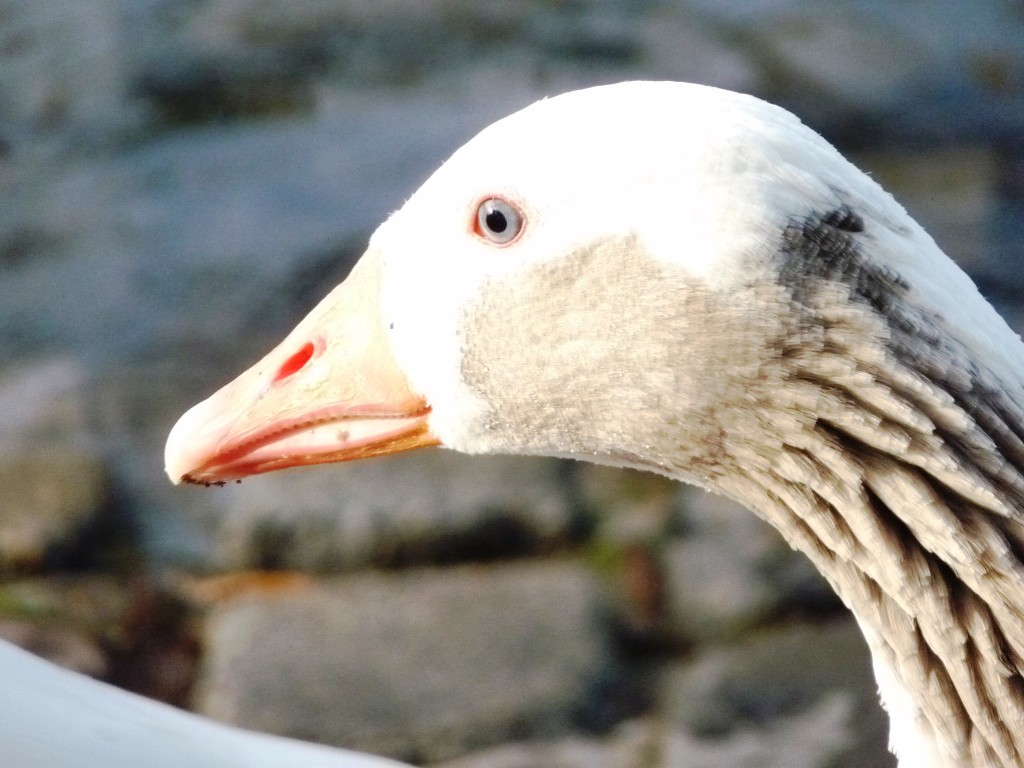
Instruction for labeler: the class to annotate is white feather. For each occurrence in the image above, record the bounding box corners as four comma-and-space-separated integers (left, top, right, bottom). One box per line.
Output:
0, 639, 408, 768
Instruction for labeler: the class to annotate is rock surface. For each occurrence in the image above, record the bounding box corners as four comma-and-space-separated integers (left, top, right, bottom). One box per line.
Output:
212, 452, 579, 572
433, 701, 865, 768
663, 491, 835, 644
195, 561, 612, 763
662, 620, 891, 766
0, 359, 111, 570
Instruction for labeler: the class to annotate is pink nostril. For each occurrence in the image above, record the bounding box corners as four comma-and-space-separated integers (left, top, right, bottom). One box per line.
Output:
273, 341, 316, 383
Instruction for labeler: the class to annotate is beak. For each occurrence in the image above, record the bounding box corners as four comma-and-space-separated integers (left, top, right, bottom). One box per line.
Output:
164, 250, 439, 485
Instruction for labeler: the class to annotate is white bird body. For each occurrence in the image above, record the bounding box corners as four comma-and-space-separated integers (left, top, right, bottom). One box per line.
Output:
165, 82, 1024, 767
0, 638, 409, 768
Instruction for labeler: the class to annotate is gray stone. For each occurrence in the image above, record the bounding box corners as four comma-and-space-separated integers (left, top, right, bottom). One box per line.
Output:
432, 700, 874, 768
661, 697, 860, 768
210, 451, 577, 571
0, 357, 90, 441
573, 465, 682, 640
574, 467, 834, 644
664, 489, 835, 643
576, 464, 681, 542
0, 0, 132, 144
0, 449, 109, 569
752, 4, 936, 113
677, 0, 1024, 141
624, 9, 760, 95
0, 359, 110, 569
195, 560, 611, 763
430, 720, 650, 768
662, 619, 893, 767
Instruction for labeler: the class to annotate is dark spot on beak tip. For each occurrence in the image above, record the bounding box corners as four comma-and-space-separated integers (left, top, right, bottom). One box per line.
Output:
182, 474, 237, 488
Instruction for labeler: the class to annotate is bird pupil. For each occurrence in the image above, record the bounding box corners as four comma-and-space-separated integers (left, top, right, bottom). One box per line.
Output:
485, 209, 508, 233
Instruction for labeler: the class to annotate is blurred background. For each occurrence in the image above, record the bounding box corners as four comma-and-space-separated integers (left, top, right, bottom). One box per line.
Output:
1, 1, 1023, 766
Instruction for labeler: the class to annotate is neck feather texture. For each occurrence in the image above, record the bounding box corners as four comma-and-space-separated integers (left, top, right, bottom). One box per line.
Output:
460, 208, 1024, 768
720, 210, 1024, 768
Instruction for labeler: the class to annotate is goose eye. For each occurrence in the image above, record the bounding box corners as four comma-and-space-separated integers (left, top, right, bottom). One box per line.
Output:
475, 198, 524, 244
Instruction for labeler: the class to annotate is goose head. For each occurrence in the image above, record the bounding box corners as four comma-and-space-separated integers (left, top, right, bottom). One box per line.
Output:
165, 82, 1024, 768
163, 82, 928, 483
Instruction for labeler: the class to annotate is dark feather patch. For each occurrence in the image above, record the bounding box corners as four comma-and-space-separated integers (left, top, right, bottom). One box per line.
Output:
778, 205, 912, 323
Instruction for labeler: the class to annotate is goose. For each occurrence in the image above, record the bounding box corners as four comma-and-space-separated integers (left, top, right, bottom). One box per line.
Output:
165, 81, 1024, 768
0, 636, 409, 767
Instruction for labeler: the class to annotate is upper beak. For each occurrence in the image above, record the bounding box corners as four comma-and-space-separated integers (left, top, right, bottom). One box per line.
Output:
164, 249, 439, 485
